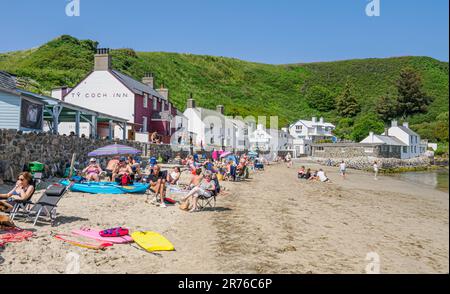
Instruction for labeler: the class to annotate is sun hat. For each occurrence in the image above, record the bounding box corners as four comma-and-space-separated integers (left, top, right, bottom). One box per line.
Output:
90, 158, 96, 162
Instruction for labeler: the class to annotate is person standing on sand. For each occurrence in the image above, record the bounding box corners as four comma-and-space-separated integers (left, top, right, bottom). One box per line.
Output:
339, 161, 347, 179
285, 152, 292, 168
373, 161, 379, 180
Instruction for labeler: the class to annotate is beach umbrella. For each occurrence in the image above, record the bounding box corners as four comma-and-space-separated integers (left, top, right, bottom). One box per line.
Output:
88, 144, 142, 157
220, 151, 232, 158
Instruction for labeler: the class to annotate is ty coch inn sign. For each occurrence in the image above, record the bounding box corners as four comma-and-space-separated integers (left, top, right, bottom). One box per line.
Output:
69, 92, 130, 98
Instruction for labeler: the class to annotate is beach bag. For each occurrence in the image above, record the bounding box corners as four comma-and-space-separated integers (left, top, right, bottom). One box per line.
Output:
179, 201, 189, 211
121, 174, 131, 186
99, 227, 129, 238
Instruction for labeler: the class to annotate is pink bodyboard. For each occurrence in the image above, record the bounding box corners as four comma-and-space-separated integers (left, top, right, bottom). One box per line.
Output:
72, 228, 133, 244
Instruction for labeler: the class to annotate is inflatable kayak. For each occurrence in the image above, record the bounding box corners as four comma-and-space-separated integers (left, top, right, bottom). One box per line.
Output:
60, 180, 149, 194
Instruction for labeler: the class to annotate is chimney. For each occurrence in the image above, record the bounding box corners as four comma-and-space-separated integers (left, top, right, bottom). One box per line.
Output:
385, 128, 389, 136
187, 94, 196, 109
94, 48, 111, 71
319, 117, 324, 124
216, 105, 225, 115
156, 83, 169, 100
369, 131, 374, 141
312, 117, 317, 123
403, 122, 409, 129
391, 120, 398, 127
142, 73, 154, 88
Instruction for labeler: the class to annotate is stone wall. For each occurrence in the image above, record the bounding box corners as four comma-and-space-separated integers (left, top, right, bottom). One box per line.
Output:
0, 129, 172, 182
311, 143, 402, 159
311, 156, 432, 170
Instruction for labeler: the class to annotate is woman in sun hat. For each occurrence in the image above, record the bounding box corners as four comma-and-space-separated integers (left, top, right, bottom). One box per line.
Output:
82, 158, 103, 182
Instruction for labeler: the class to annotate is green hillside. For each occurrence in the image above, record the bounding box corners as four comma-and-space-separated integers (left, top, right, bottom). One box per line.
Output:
0, 35, 448, 146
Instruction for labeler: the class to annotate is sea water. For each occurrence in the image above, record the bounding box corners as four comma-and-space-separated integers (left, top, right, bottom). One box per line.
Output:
393, 169, 449, 193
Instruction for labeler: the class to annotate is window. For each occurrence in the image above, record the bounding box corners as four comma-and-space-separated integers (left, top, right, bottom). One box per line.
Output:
210, 137, 214, 144
168, 103, 171, 112
296, 125, 302, 131
403, 146, 407, 153
143, 94, 148, 108
414, 146, 417, 153
142, 116, 148, 133
316, 147, 324, 152
153, 98, 157, 110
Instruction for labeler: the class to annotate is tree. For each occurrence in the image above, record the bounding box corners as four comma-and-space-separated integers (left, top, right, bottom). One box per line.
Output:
351, 113, 385, 142
334, 118, 354, 141
305, 85, 336, 112
375, 93, 398, 124
336, 81, 360, 118
396, 67, 433, 119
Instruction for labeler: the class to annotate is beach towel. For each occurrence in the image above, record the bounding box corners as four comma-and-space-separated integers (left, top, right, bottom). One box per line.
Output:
0, 228, 34, 246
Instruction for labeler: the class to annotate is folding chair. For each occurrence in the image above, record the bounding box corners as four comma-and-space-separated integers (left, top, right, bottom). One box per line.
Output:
13, 184, 71, 226
9, 173, 42, 220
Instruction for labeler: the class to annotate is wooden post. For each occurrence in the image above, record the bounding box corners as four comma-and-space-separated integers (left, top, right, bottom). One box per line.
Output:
68, 153, 76, 178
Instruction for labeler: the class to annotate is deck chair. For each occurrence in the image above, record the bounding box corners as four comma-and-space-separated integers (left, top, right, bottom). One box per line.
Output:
9, 173, 42, 220
198, 177, 220, 211
17, 184, 70, 226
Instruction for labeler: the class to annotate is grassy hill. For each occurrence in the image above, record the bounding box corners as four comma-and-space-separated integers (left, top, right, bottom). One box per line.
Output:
0, 35, 448, 147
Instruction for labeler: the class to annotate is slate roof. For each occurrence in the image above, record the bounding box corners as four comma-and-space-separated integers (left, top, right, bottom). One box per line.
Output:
373, 135, 406, 146
111, 70, 165, 100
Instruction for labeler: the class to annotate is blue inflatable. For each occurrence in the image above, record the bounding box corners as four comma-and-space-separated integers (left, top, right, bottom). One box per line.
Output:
60, 180, 149, 195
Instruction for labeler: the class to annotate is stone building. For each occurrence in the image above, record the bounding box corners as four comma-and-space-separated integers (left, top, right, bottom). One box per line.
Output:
311, 143, 402, 159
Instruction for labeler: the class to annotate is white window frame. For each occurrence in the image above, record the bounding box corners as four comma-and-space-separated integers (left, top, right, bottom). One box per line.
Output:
143, 93, 148, 108
153, 97, 157, 110
142, 116, 148, 133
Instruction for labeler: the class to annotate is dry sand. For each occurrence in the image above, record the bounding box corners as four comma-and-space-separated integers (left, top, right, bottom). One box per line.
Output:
0, 161, 448, 274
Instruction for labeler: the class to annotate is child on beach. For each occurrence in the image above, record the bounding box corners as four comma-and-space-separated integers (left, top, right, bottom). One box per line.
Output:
373, 161, 379, 180
298, 166, 306, 179
339, 161, 347, 179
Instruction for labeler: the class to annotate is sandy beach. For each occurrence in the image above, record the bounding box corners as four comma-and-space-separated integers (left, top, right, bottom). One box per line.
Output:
0, 161, 448, 274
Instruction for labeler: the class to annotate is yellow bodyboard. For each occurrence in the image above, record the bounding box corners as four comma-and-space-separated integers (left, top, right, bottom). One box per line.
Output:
131, 231, 175, 252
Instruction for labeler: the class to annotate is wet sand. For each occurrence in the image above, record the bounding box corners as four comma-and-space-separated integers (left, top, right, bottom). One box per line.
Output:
0, 161, 448, 273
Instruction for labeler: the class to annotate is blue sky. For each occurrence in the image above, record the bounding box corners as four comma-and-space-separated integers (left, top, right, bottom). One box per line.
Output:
0, 0, 448, 64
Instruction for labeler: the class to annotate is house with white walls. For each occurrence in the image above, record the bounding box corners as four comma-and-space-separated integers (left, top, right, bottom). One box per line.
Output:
289, 117, 336, 156
51, 49, 178, 142
361, 120, 426, 159
183, 99, 236, 150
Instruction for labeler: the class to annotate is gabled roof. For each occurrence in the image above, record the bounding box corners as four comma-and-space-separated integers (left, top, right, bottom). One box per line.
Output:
382, 126, 419, 137
374, 135, 406, 146
111, 70, 166, 100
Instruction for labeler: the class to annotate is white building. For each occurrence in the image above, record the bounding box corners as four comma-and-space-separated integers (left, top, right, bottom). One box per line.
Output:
289, 117, 336, 156
248, 124, 293, 152
183, 99, 236, 150
361, 120, 426, 159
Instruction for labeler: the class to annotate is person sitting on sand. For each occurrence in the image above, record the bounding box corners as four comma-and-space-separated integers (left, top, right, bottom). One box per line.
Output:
112, 157, 133, 184
82, 158, 103, 182
304, 168, 312, 180
182, 171, 216, 212
166, 167, 181, 185
308, 170, 319, 181
317, 169, 331, 183
148, 165, 168, 208
0, 172, 35, 213
298, 166, 306, 179
106, 156, 120, 181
